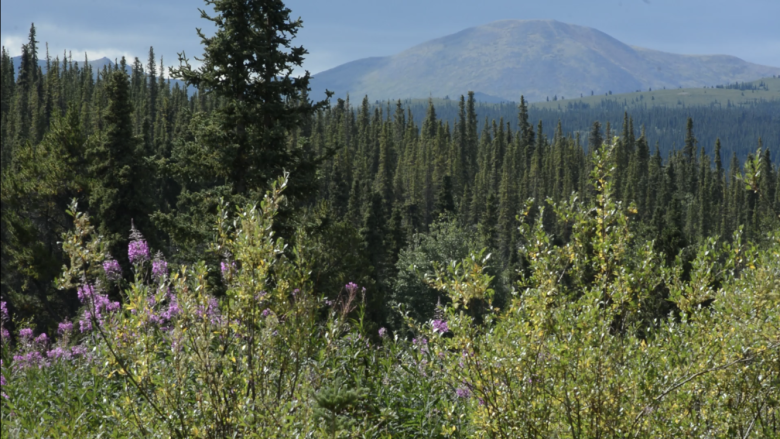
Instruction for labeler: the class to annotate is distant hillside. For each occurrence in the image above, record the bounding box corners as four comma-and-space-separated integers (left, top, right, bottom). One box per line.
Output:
529, 76, 780, 111
309, 19, 780, 103
365, 81, 778, 164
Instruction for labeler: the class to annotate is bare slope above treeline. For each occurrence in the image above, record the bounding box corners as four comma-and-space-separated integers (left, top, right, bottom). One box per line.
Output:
309, 19, 780, 103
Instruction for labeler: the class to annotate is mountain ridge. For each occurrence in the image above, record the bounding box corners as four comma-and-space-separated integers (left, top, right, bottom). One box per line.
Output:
309, 19, 780, 103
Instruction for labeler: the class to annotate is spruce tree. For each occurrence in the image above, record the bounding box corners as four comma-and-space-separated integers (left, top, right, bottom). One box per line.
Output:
86, 68, 154, 262
160, 0, 330, 253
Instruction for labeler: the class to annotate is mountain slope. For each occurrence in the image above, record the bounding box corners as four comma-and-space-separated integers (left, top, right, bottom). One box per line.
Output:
309, 20, 780, 103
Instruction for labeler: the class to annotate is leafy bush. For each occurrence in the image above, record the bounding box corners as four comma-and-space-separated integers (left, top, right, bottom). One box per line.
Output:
1, 141, 778, 438
424, 139, 780, 437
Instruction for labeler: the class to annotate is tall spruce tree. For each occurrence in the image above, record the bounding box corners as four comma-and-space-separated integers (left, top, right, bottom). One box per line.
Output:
86, 67, 154, 261
157, 0, 330, 255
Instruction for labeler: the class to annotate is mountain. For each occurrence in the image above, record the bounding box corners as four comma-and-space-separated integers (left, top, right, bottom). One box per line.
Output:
309, 20, 780, 103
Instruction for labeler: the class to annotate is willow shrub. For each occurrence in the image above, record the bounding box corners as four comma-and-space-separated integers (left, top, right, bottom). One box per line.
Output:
424, 139, 780, 438
4, 175, 456, 438
2, 142, 778, 438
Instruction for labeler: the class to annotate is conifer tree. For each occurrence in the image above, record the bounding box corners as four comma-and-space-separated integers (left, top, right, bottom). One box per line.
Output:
588, 121, 603, 152
86, 68, 154, 261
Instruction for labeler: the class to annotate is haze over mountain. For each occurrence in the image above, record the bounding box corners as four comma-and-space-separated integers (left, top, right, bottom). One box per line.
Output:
309, 19, 780, 103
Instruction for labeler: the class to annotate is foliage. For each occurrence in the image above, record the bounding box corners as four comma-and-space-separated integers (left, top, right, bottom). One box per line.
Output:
1, 142, 778, 437
423, 139, 780, 437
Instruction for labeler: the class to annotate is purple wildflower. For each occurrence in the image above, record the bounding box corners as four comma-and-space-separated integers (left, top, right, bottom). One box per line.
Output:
262, 308, 271, 318
76, 284, 120, 332
456, 387, 471, 399
432, 319, 449, 334
378, 327, 388, 338
220, 261, 236, 278
34, 333, 48, 345
58, 321, 73, 334
0, 328, 8, 344
152, 253, 168, 280
0, 301, 7, 322
79, 316, 93, 333
19, 328, 33, 340
12, 351, 46, 370
128, 240, 150, 264
345, 282, 359, 294
70, 346, 87, 357
160, 293, 180, 321
47, 347, 71, 361
103, 259, 122, 280
77, 284, 95, 303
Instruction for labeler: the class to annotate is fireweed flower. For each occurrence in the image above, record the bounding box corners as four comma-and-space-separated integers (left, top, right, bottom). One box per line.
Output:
160, 293, 180, 321
13, 351, 46, 370
102, 259, 122, 280
128, 240, 150, 264
220, 261, 236, 278
58, 321, 73, 334
79, 314, 93, 333
152, 259, 168, 280
0, 360, 6, 399
345, 282, 359, 294
76, 284, 120, 333
0, 362, 5, 382
46, 347, 71, 361
77, 284, 95, 302
378, 327, 388, 338
34, 333, 48, 346
0, 301, 7, 322
19, 328, 33, 340
456, 387, 471, 399
432, 319, 449, 334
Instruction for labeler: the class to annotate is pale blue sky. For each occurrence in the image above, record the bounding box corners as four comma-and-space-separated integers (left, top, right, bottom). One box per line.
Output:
2, 0, 778, 76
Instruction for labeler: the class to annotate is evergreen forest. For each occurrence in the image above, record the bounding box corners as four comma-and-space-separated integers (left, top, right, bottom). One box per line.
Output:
1, 2, 779, 437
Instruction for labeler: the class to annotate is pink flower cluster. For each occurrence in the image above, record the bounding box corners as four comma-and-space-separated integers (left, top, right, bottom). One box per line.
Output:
0, 301, 8, 343
145, 292, 180, 327
103, 259, 122, 280
432, 319, 449, 334
345, 282, 365, 295
220, 261, 236, 278
152, 259, 168, 280
128, 240, 150, 264
58, 321, 73, 334
77, 284, 120, 333
1, 360, 7, 399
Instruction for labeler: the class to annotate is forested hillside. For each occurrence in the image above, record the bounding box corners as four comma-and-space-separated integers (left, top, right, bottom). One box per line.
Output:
1, 7, 779, 437
2, 23, 780, 332
370, 95, 780, 163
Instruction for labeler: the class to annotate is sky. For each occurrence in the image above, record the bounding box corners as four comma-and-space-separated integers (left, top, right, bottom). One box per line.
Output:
2, 0, 779, 76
